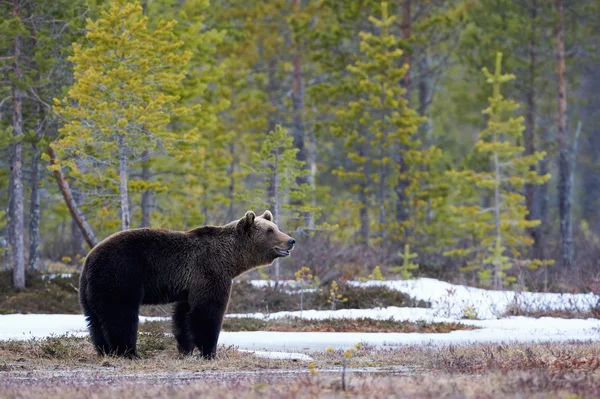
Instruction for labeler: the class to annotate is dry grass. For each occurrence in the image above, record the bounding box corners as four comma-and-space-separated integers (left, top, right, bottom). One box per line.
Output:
1, 371, 599, 399
504, 305, 600, 319
220, 317, 476, 333
138, 317, 475, 334
1, 338, 600, 398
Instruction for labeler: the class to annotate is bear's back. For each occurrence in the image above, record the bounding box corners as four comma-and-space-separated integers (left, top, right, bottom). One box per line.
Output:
83, 228, 199, 304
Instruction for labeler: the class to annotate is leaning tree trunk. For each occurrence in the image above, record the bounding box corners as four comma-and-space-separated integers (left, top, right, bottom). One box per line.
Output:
555, 0, 573, 268
11, 0, 25, 288
48, 147, 98, 248
118, 134, 130, 231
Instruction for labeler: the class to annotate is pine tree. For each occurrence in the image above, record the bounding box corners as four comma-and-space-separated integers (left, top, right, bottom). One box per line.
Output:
53, 0, 195, 231
444, 53, 552, 288
329, 1, 425, 245
141, 0, 230, 228
242, 124, 313, 279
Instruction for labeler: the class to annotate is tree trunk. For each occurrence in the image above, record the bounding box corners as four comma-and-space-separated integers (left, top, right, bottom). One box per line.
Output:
580, 65, 600, 234
554, 0, 573, 268
118, 134, 130, 231
11, 0, 25, 288
266, 58, 278, 213
417, 55, 432, 143
526, 0, 540, 257
358, 133, 370, 246
307, 120, 316, 229
70, 189, 84, 256
6, 149, 15, 271
493, 149, 502, 290
140, 150, 151, 227
395, 0, 412, 228
226, 142, 236, 222
48, 147, 98, 248
28, 120, 42, 270
291, 0, 311, 226
401, 0, 411, 99
273, 154, 281, 280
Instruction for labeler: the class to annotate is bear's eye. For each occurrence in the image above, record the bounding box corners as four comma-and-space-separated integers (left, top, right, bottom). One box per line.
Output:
267, 228, 274, 234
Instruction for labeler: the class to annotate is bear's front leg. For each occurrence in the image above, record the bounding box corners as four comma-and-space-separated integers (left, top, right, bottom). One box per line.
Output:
188, 282, 231, 359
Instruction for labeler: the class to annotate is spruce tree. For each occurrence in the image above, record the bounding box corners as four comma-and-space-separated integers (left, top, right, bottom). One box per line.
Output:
444, 53, 552, 288
329, 1, 426, 245
243, 124, 313, 279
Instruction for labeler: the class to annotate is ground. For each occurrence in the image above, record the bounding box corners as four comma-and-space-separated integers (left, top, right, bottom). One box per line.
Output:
1, 276, 599, 398
1, 336, 599, 398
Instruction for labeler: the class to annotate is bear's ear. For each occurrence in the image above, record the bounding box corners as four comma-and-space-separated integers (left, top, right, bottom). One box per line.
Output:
261, 210, 273, 221
237, 210, 256, 231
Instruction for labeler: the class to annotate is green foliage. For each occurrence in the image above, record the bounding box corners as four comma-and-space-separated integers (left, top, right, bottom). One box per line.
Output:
444, 53, 553, 288
53, 0, 196, 228
144, 0, 231, 228
242, 125, 316, 226
368, 265, 385, 281
327, 280, 348, 310
325, 2, 443, 246
390, 244, 419, 280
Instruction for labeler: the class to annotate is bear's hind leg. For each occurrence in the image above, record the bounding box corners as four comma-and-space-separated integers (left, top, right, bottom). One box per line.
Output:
101, 308, 140, 359
80, 277, 110, 355
85, 310, 111, 355
172, 301, 194, 356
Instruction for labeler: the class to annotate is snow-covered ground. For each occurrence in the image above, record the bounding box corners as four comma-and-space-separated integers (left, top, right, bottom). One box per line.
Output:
249, 277, 599, 319
0, 313, 598, 351
0, 278, 597, 352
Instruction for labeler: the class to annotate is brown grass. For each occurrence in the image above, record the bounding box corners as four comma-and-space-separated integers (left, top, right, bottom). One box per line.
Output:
1, 337, 600, 398
138, 317, 475, 334
226, 317, 476, 333
504, 305, 600, 319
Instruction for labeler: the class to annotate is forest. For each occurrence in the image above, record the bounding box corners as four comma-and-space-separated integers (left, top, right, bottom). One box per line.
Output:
1, 0, 599, 292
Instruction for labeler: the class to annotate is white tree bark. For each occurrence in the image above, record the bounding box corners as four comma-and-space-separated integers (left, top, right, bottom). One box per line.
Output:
119, 134, 130, 231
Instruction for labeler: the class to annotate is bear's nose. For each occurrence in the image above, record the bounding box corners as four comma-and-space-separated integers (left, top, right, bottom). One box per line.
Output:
288, 238, 296, 248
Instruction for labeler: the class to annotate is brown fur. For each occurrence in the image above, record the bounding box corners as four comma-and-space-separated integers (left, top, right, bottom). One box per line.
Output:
79, 210, 294, 359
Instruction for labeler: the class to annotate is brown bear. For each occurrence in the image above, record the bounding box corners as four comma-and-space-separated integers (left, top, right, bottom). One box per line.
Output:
79, 210, 294, 359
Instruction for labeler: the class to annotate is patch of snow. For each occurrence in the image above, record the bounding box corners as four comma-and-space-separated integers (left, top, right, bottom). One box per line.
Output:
227, 307, 446, 323
1, 313, 598, 353
238, 349, 313, 361
349, 278, 598, 319
218, 319, 600, 351
0, 314, 162, 341
247, 278, 598, 320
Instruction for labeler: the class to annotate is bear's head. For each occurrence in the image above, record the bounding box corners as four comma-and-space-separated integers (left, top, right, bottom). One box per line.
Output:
236, 210, 295, 269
